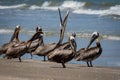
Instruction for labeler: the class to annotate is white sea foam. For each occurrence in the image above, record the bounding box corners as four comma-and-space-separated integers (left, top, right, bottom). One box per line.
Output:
0, 1, 120, 17
0, 29, 13, 34
60, 1, 85, 9
0, 4, 27, 9
40, 1, 58, 10
28, 1, 120, 17
102, 35, 120, 41
41, 6, 58, 11
41, 1, 51, 7
73, 5, 120, 16
77, 33, 120, 41
29, 1, 86, 11
29, 1, 58, 10
108, 5, 120, 16
29, 5, 40, 10
0, 29, 120, 41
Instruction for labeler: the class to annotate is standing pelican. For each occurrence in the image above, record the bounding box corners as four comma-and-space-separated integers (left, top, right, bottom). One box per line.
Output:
0, 25, 20, 55
32, 8, 70, 61
75, 32, 102, 67
5, 31, 43, 62
27, 26, 44, 59
48, 33, 77, 68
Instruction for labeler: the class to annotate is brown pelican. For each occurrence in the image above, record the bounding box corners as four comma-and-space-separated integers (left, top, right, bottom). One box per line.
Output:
27, 26, 44, 59
75, 32, 102, 67
32, 8, 70, 61
10, 25, 20, 42
48, 33, 77, 68
4, 31, 43, 62
0, 25, 20, 55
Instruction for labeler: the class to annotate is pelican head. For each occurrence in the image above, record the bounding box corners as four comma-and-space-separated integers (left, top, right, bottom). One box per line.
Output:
16, 25, 21, 32
70, 32, 77, 52
86, 31, 99, 49
36, 26, 42, 32
29, 31, 44, 42
10, 25, 21, 42
72, 32, 76, 38
16, 25, 20, 28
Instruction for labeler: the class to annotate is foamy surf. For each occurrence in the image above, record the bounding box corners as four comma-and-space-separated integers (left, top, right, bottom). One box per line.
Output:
73, 5, 120, 16
60, 1, 85, 10
0, 1, 119, 17
0, 4, 27, 9
0, 29, 120, 41
0, 29, 13, 34
28, 1, 120, 17
29, 1, 86, 10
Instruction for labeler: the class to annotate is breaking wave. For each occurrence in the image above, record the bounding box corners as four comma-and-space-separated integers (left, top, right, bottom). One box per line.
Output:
28, 1, 120, 17
76, 32, 120, 41
29, 1, 86, 10
73, 5, 120, 16
0, 29, 120, 41
60, 1, 85, 10
0, 1, 120, 17
0, 4, 27, 9
0, 29, 13, 34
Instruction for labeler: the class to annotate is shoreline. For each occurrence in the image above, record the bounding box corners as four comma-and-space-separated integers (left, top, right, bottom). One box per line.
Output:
0, 59, 120, 80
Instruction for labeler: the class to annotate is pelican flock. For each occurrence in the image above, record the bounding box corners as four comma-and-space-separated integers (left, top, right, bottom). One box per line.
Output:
0, 8, 102, 68
32, 8, 70, 61
4, 30, 43, 62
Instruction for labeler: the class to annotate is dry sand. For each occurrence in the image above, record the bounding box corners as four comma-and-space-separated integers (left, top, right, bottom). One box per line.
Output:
0, 59, 120, 80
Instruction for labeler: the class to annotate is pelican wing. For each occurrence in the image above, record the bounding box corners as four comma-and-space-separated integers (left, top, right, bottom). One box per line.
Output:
48, 49, 73, 63
27, 41, 39, 53
5, 43, 27, 58
0, 41, 17, 53
59, 42, 71, 49
76, 47, 101, 61
32, 43, 57, 56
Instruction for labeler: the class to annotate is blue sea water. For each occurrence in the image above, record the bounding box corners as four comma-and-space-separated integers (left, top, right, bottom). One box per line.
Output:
0, 0, 120, 67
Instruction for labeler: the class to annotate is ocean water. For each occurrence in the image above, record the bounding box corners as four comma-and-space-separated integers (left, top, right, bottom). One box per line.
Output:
0, 0, 120, 67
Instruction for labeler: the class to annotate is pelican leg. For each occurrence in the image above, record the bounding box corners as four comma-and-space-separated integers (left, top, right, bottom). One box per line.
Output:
86, 61, 90, 67
19, 57, 22, 62
3, 55, 6, 59
30, 53, 33, 59
43, 56, 46, 61
90, 61, 93, 67
62, 62, 66, 68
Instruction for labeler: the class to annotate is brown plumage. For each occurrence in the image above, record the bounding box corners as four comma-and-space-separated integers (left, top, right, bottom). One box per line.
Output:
75, 32, 102, 67
4, 31, 43, 62
0, 25, 20, 55
48, 33, 77, 68
26, 26, 44, 59
32, 8, 70, 61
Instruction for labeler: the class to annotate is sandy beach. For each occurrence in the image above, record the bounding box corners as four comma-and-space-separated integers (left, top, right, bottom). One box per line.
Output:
0, 59, 120, 80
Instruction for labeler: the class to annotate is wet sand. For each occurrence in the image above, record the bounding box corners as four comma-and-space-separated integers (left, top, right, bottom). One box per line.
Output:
0, 59, 120, 80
